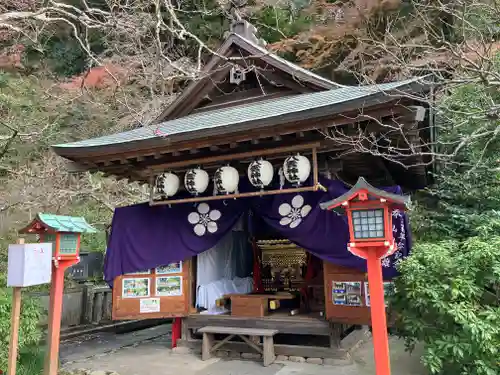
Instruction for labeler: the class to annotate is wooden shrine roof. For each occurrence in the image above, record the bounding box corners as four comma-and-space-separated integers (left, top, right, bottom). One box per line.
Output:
50, 18, 433, 190
156, 32, 340, 121
53, 77, 428, 159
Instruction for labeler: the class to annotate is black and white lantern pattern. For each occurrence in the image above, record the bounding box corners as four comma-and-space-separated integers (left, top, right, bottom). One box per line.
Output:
283, 153, 311, 186
247, 159, 274, 189
214, 166, 239, 194
184, 168, 209, 196
155, 172, 180, 197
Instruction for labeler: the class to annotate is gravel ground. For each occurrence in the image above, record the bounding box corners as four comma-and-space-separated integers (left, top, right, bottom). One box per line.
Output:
60, 326, 426, 375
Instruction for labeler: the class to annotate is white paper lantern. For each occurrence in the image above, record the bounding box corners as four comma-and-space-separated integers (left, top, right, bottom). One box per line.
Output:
214, 166, 240, 194
283, 153, 311, 186
184, 168, 209, 196
248, 159, 274, 188
155, 172, 179, 197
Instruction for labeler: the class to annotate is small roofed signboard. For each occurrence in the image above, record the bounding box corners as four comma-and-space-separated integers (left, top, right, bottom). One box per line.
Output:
18, 213, 97, 260
7, 242, 52, 287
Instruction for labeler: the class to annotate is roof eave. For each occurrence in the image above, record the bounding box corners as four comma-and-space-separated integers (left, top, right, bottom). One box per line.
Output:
152, 33, 339, 123
53, 82, 427, 160
19, 214, 98, 234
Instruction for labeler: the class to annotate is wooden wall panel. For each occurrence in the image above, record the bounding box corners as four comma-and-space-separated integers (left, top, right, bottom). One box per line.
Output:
112, 259, 192, 320
323, 262, 396, 326
323, 262, 371, 325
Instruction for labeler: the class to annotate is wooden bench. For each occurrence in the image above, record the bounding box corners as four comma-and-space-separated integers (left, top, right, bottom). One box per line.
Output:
198, 326, 279, 366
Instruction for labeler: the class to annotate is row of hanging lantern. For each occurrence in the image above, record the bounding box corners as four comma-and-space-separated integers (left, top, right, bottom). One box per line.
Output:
155, 153, 312, 198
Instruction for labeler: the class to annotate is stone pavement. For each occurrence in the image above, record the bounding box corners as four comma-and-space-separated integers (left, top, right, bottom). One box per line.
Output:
61, 325, 426, 375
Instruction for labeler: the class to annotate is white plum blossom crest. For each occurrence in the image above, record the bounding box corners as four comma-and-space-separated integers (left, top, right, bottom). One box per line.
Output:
278, 195, 312, 229
187, 203, 221, 236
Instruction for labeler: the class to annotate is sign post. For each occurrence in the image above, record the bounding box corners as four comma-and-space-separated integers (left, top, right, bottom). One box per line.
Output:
7, 286, 22, 375
7, 239, 53, 375
17, 213, 97, 375
7, 238, 24, 375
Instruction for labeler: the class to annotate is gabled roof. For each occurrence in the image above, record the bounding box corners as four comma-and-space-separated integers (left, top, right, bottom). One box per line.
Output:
19, 214, 98, 234
320, 177, 411, 211
53, 77, 428, 156
154, 32, 340, 122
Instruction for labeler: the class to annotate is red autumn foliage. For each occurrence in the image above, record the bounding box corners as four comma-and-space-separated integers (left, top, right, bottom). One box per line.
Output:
59, 65, 128, 90
0, 44, 25, 70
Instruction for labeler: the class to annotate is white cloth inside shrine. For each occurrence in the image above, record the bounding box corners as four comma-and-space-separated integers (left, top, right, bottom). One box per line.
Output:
196, 215, 253, 312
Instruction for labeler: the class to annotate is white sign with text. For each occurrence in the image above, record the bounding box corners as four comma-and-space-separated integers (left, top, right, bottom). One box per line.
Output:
140, 298, 160, 313
7, 243, 52, 287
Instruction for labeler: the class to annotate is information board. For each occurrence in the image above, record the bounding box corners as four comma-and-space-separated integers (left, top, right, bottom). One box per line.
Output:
112, 259, 192, 320
7, 243, 52, 287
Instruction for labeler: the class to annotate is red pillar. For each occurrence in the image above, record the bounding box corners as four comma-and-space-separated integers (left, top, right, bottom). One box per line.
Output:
44, 261, 71, 375
366, 251, 391, 375
171, 317, 182, 348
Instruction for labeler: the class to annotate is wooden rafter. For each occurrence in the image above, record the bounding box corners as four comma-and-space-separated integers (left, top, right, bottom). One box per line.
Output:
146, 142, 320, 174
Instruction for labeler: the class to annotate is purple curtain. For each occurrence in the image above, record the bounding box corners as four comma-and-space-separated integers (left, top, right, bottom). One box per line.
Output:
105, 199, 247, 284
250, 178, 409, 279
104, 177, 411, 285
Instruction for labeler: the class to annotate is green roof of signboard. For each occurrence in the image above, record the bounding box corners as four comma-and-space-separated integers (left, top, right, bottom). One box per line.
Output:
19, 214, 98, 234
38, 214, 97, 233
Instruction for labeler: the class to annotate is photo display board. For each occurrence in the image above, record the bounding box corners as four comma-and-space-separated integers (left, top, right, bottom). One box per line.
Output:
323, 262, 395, 326
112, 260, 190, 320
332, 281, 362, 306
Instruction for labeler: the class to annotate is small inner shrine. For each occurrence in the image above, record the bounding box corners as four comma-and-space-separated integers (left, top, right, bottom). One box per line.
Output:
258, 240, 308, 293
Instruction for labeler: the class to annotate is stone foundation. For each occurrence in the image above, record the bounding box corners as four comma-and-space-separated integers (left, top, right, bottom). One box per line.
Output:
173, 347, 355, 366
173, 326, 370, 367
59, 370, 120, 375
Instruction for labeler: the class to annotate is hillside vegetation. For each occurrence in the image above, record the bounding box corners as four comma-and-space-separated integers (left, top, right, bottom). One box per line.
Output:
1, 0, 498, 254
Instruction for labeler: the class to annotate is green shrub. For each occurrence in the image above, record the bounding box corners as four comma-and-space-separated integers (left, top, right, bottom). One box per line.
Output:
23, 31, 106, 77
0, 285, 43, 373
17, 345, 46, 375
392, 55, 500, 374
391, 235, 500, 374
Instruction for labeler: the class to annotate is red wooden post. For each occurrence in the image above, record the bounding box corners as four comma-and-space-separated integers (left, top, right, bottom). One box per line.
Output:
44, 259, 78, 375
367, 251, 391, 375
320, 177, 410, 375
171, 317, 182, 348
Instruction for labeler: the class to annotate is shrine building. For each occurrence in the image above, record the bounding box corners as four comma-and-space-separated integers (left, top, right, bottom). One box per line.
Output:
52, 20, 431, 364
